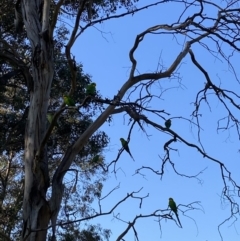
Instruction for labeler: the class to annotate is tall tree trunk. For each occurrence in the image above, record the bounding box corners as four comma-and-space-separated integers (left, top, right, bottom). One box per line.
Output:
22, 0, 53, 240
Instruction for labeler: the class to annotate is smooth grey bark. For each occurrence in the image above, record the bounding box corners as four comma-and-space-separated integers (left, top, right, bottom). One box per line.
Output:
22, 0, 53, 240
20, 1, 191, 240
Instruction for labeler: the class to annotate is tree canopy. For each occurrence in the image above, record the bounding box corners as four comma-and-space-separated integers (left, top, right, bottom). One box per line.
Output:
0, 0, 240, 241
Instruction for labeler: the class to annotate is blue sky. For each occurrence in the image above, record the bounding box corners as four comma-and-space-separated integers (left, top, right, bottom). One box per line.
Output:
70, 1, 240, 240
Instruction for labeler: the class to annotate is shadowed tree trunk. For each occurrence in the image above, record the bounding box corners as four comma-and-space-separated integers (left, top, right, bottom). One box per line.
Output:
7, 0, 238, 240
22, 0, 53, 240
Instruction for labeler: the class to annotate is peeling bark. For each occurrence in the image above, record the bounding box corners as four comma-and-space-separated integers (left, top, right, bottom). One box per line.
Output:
22, 0, 53, 240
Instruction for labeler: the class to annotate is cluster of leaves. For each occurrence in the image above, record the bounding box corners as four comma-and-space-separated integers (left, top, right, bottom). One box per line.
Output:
0, 154, 24, 240
61, 0, 139, 21
0, 0, 132, 239
57, 224, 111, 241
5, 0, 240, 240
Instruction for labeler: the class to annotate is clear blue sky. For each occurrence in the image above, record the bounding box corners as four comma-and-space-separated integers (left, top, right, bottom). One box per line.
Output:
70, 1, 240, 240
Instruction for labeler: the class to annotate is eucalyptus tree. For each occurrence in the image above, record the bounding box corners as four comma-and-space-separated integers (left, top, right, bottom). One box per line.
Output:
0, 0, 240, 241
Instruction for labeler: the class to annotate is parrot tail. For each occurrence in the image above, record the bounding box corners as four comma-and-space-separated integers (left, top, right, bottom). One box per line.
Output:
128, 151, 135, 161
176, 213, 182, 228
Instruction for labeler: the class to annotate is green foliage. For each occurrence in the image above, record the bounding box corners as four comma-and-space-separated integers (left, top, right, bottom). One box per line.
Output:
57, 224, 111, 241
0, 154, 23, 239
0, 6, 110, 240
61, 0, 139, 21
0, 0, 142, 240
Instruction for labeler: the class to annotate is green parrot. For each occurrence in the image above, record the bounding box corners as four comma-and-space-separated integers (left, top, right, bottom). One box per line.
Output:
47, 113, 59, 127
120, 138, 135, 161
47, 113, 54, 123
63, 94, 75, 106
86, 83, 96, 96
91, 155, 103, 163
165, 119, 171, 129
169, 197, 182, 228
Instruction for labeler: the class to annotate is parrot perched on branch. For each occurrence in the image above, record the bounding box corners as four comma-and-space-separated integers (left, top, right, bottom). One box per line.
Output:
47, 113, 59, 127
120, 138, 135, 161
91, 155, 103, 164
63, 94, 75, 106
86, 83, 96, 96
47, 113, 54, 124
165, 119, 171, 129
168, 197, 182, 228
